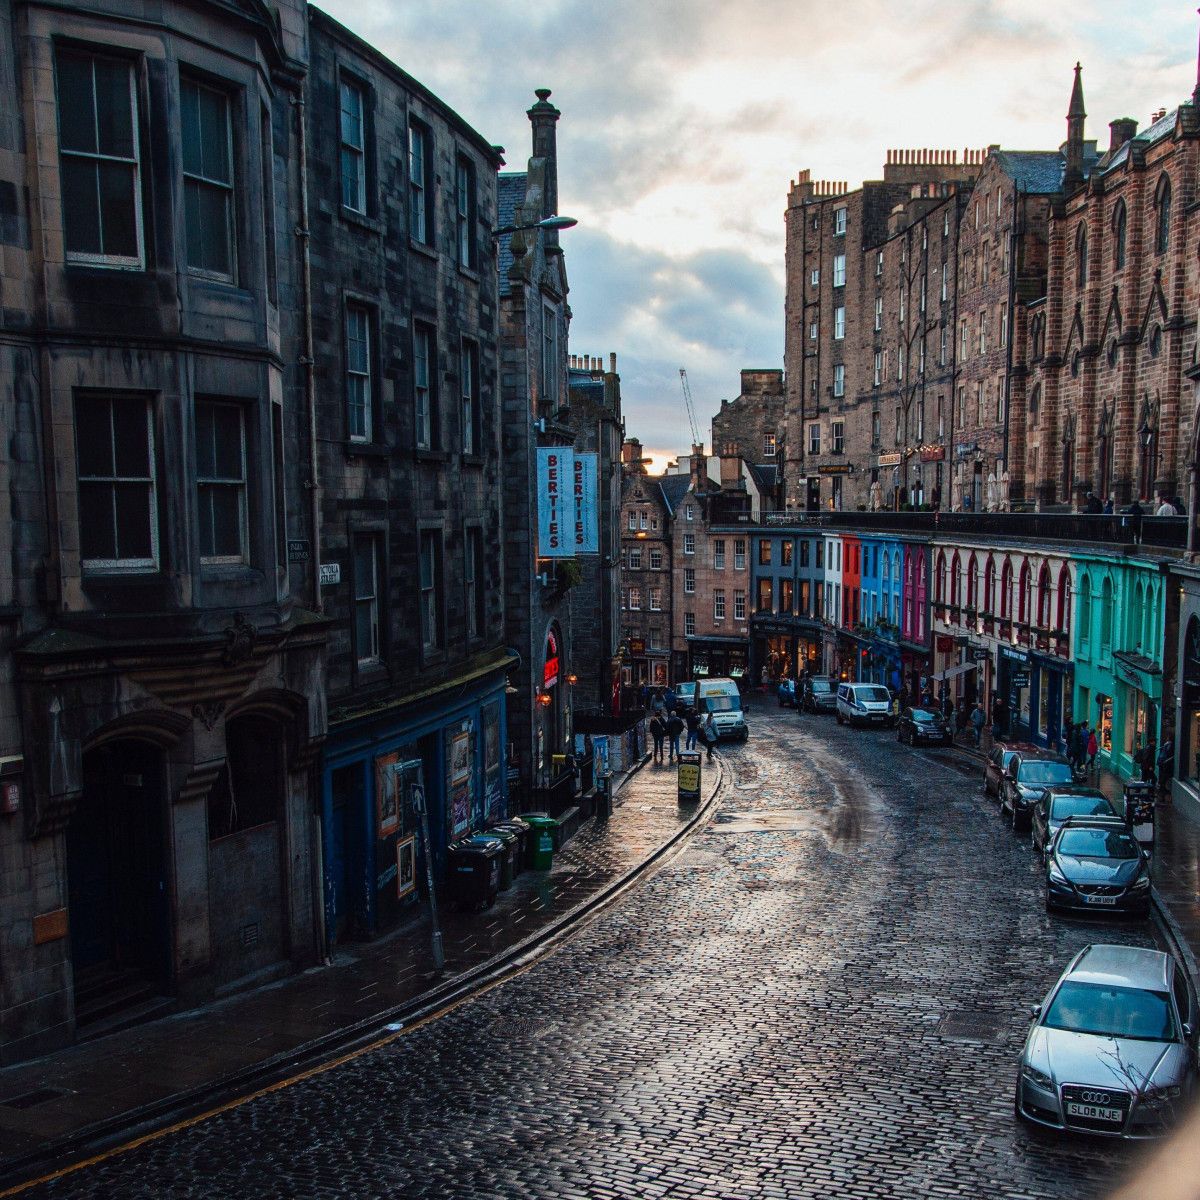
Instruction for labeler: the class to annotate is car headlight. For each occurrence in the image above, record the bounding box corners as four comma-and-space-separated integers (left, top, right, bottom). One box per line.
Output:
1022, 1064, 1054, 1090
1047, 861, 1067, 884
1142, 1084, 1182, 1106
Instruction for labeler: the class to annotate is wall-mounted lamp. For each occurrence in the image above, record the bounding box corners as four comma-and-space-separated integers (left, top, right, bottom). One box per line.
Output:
566, 673, 578, 686
537, 691, 553, 708
491, 214, 579, 239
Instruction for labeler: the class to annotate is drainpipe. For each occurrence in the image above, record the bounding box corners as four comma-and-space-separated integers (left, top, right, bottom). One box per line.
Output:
1003, 183, 1018, 481
292, 90, 321, 614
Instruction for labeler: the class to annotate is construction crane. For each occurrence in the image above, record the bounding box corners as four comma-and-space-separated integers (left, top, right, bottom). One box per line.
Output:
678, 368, 701, 447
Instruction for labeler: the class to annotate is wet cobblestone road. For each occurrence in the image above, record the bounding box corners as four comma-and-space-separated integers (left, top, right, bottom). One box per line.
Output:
32, 710, 1167, 1199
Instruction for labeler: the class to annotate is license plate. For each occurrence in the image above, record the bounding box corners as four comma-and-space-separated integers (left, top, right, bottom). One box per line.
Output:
1066, 1102, 1123, 1122
1084, 894, 1118, 906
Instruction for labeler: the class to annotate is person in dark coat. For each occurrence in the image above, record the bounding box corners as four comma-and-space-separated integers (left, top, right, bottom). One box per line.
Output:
1157, 737, 1175, 798
1067, 721, 1084, 771
1083, 491, 1103, 514
649, 713, 665, 762
685, 708, 700, 750
1102, 497, 1115, 515
666, 711, 684, 762
1137, 737, 1157, 785
701, 712, 718, 762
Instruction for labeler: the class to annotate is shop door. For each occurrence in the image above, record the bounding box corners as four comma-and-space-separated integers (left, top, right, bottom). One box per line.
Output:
1046, 673, 1062, 749
327, 764, 365, 943
806, 478, 820, 512
67, 741, 171, 1004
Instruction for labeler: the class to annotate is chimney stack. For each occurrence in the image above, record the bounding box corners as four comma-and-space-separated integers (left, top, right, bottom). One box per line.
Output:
689, 443, 707, 493
1109, 118, 1137, 153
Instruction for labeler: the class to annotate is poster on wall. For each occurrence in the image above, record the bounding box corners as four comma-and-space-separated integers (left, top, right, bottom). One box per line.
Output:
447, 723, 474, 839
592, 735, 610, 779
536, 447, 573, 557
482, 703, 504, 822
572, 452, 598, 554
374, 750, 403, 838
396, 835, 416, 899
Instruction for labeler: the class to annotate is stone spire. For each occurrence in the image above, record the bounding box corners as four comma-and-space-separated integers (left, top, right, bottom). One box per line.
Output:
1064, 63, 1087, 192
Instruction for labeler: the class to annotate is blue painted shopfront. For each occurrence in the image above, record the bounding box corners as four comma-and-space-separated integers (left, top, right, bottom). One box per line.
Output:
320, 672, 509, 948
856, 536, 905, 689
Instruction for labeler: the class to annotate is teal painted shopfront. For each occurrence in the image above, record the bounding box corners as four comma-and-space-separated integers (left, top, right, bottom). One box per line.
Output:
1071, 553, 1166, 781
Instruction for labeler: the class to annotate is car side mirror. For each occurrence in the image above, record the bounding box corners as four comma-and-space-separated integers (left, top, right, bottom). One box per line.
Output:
1030, 1004, 1042, 1019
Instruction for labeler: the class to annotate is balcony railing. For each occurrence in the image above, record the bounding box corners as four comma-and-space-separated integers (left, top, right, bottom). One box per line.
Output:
757, 510, 1188, 550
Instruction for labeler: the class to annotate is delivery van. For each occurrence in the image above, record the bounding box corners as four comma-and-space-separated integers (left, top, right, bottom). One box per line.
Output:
696, 677, 749, 742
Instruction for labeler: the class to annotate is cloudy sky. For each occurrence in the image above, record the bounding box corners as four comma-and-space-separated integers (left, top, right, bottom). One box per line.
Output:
322, 0, 1197, 470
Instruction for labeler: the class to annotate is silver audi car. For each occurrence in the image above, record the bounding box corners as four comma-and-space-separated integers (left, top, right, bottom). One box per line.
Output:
1016, 943, 1198, 1138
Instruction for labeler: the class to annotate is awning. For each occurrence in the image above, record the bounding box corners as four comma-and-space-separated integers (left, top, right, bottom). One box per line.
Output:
931, 661, 979, 683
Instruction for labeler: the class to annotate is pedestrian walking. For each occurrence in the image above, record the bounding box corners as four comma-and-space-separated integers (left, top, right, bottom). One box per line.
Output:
701, 712, 718, 762
1083, 490, 1103, 514
1157, 736, 1175, 800
650, 689, 666, 718
1137, 736, 1157, 785
664, 685, 677, 713
1102, 496, 1115, 515
991, 693, 1008, 743
666, 711, 684, 762
970, 702, 986, 748
1067, 721, 1084, 771
1086, 726, 1099, 768
649, 713, 665, 762
685, 708, 700, 750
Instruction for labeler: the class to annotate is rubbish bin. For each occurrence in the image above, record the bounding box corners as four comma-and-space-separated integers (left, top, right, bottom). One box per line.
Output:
493, 818, 529, 874
484, 825, 518, 890
522, 813, 557, 871
447, 836, 503, 910
1123, 780, 1156, 846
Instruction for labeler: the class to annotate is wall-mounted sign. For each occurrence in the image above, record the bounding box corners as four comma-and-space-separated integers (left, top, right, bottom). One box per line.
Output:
544, 628, 560, 688
877, 452, 902, 467
971, 647, 992, 662
572, 452, 599, 554
818, 464, 851, 475
287, 539, 310, 563
536, 447, 572, 557
920, 446, 945, 462
319, 563, 341, 586
1011, 671, 1030, 689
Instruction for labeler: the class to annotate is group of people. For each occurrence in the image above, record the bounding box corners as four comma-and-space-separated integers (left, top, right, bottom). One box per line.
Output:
1082, 490, 1185, 516
646, 689, 718, 764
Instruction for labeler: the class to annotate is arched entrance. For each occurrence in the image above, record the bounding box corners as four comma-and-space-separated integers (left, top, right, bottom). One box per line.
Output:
67, 739, 172, 1027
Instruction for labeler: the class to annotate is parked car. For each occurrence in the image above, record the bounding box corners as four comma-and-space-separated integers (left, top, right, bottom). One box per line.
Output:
1032, 786, 1118, 854
777, 679, 797, 708
1044, 817, 1151, 917
896, 707, 951, 746
1001, 751, 1074, 830
696, 677, 748, 742
836, 682, 896, 728
1016, 943, 1196, 1137
984, 741, 1040, 798
801, 676, 837, 714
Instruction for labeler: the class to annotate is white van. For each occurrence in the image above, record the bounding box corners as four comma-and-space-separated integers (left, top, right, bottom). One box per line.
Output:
836, 682, 896, 728
696, 677, 749, 742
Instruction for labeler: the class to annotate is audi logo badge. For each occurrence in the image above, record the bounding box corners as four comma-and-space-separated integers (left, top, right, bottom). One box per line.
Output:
1079, 1090, 1111, 1105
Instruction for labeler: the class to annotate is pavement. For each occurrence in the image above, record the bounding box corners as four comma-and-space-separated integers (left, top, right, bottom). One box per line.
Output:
9, 708, 1189, 1200
0, 750, 722, 1189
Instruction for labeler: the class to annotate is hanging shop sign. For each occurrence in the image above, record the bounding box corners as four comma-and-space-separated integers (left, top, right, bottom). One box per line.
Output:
536, 447, 572, 557
877, 452, 902, 467
544, 629, 561, 689
920, 446, 945, 462
572, 452, 599, 554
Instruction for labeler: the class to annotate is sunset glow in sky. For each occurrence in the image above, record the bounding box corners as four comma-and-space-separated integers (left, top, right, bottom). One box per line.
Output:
320, 0, 1198, 468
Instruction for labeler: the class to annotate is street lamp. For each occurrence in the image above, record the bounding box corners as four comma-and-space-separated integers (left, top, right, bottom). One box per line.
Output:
491, 214, 579, 239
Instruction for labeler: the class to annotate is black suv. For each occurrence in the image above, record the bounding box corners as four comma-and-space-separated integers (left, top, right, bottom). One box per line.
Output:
896, 707, 951, 747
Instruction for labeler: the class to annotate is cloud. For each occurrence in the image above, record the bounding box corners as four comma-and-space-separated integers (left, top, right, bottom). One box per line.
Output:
319, 0, 1194, 463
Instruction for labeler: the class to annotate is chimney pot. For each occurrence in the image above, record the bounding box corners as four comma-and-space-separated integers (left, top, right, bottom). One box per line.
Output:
609, 352, 617, 373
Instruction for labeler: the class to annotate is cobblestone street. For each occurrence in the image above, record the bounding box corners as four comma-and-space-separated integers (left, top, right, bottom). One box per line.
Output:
28, 709, 1167, 1200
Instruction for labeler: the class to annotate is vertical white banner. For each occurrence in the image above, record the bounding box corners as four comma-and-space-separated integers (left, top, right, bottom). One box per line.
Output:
572, 452, 598, 554
536, 446, 571, 557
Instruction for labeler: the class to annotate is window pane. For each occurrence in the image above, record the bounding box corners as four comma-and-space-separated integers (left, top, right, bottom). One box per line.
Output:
211, 405, 243, 478
196, 86, 231, 183
184, 181, 231, 275
347, 309, 368, 371
347, 377, 367, 439
340, 147, 360, 211
180, 81, 203, 177
420, 534, 433, 589
111, 399, 149, 476
61, 158, 101, 255
78, 482, 116, 559
113, 481, 152, 558
200, 484, 241, 556
195, 402, 216, 476
339, 82, 363, 150
76, 398, 113, 477
354, 537, 375, 599
93, 56, 134, 157
98, 160, 138, 258
57, 53, 97, 154
354, 599, 375, 658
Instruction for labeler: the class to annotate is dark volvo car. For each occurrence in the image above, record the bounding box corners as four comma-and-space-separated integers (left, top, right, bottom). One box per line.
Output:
896, 707, 951, 747
1032, 786, 1117, 854
1044, 818, 1151, 917
1001, 752, 1074, 831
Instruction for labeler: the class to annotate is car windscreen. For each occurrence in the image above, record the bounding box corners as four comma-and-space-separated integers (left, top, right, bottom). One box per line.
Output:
1056, 827, 1140, 859
706, 696, 741, 712
1044, 981, 1177, 1042
1018, 760, 1074, 785
810, 681, 832, 694
677, 684, 695, 697
911, 709, 938, 724
1050, 795, 1112, 821
856, 687, 891, 704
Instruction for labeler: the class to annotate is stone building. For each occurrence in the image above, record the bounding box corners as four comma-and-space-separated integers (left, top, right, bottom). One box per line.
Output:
784, 153, 985, 511
305, 11, 512, 946
1023, 66, 1200, 507
499, 90, 578, 803
0, 0, 326, 1061
566, 354, 625, 716
711, 369, 786, 500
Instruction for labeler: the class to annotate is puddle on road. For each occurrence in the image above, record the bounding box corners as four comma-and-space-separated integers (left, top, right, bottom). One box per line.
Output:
711, 810, 826, 835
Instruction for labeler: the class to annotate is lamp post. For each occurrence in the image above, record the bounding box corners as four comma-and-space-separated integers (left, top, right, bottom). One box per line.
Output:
491, 214, 578, 239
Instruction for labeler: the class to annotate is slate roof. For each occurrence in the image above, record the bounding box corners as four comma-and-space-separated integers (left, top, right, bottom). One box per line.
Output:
657, 474, 692, 515
991, 144, 1098, 195
497, 172, 527, 297
1099, 107, 1180, 176
746, 462, 778, 494
568, 367, 604, 401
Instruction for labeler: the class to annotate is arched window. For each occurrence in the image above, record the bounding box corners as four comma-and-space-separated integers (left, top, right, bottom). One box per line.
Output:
968, 557, 979, 610
915, 551, 926, 638
936, 551, 947, 605
1100, 576, 1114, 652
1057, 563, 1072, 634
1079, 575, 1092, 652
984, 556, 996, 616
1133, 581, 1146, 652
1076, 223, 1088, 286
882, 550, 890, 588
1018, 561, 1032, 624
1037, 563, 1052, 629
950, 552, 961, 621
1155, 175, 1172, 255
1142, 583, 1155, 655
1000, 559, 1013, 620
1112, 200, 1127, 270
1061, 440, 1075, 504
1029, 383, 1041, 427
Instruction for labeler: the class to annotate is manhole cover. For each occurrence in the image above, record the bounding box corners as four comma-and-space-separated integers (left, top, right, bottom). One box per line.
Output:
935, 1012, 1003, 1042
0, 1088, 68, 1109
